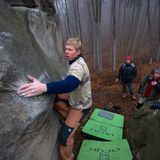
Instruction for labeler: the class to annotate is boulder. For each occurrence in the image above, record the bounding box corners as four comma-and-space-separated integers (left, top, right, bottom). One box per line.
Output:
0, 1, 65, 160
3, 0, 36, 8
128, 108, 160, 160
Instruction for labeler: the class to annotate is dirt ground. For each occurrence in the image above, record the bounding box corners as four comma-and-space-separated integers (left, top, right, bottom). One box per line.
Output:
73, 62, 160, 159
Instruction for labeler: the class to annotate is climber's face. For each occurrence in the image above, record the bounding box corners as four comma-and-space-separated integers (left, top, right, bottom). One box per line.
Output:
65, 44, 80, 61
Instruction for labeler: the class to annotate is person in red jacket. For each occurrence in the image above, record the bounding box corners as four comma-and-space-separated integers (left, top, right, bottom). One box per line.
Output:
137, 67, 160, 109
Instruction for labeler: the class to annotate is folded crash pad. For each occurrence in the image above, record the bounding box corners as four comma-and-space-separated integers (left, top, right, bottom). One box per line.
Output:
90, 108, 124, 128
77, 139, 133, 160
82, 119, 123, 141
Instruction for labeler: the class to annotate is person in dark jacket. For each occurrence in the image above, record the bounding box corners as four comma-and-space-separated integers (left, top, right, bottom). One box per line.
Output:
136, 67, 160, 109
116, 55, 137, 100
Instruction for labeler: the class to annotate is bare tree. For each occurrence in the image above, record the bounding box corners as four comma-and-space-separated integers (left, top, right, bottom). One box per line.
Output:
91, 0, 102, 72
75, 0, 82, 40
64, 0, 71, 37
111, 0, 116, 72
157, 0, 160, 62
147, 0, 152, 65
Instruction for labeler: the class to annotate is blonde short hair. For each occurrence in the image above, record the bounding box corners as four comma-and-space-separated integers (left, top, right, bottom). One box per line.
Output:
65, 37, 82, 51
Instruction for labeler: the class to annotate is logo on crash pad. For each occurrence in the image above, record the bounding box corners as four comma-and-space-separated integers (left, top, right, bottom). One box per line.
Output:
90, 147, 120, 153
90, 125, 114, 136
99, 153, 110, 160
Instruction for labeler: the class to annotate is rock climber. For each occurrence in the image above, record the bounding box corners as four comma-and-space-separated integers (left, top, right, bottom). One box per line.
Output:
17, 37, 92, 160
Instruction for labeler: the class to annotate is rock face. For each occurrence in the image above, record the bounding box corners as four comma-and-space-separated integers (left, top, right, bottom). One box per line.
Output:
0, 1, 66, 160
4, 0, 36, 8
128, 109, 160, 160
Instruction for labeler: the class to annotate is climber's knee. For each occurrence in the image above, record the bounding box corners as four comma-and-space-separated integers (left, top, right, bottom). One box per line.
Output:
59, 123, 74, 146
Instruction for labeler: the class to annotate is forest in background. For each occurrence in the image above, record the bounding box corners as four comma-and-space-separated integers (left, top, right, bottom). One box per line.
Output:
54, 0, 160, 73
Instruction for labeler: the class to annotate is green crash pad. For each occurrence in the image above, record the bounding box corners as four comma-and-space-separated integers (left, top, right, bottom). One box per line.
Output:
77, 139, 133, 160
82, 119, 123, 141
90, 108, 124, 128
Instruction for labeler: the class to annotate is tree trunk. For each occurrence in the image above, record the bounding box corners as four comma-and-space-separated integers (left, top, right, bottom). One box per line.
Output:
111, 0, 116, 72
65, 0, 71, 37
147, 0, 152, 65
157, 0, 160, 62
